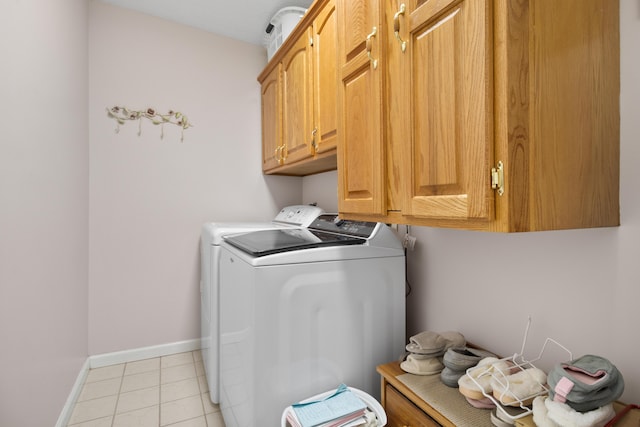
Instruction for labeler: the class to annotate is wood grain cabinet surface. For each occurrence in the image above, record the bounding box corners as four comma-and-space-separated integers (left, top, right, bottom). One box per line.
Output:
258, 0, 338, 176
260, 64, 282, 172
378, 361, 636, 427
385, 384, 440, 427
336, 0, 620, 232
378, 361, 464, 427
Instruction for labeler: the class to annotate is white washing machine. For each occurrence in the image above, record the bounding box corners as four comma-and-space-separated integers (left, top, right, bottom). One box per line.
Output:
218, 215, 406, 427
200, 205, 324, 403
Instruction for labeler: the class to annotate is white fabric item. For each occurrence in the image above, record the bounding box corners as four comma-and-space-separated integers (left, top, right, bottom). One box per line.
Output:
532, 395, 616, 427
400, 354, 444, 375
406, 331, 447, 355
545, 397, 615, 427
533, 396, 560, 427
458, 357, 512, 400
440, 331, 466, 349
491, 367, 547, 405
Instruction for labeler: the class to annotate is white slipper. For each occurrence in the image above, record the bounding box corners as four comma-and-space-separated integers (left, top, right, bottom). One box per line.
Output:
440, 331, 466, 350
545, 396, 615, 427
465, 395, 495, 409
400, 354, 444, 376
458, 357, 512, 400
533, 396, 561, 427
491, 408, 513, 427
491, 367, 547, 406
405, 331, 446, 355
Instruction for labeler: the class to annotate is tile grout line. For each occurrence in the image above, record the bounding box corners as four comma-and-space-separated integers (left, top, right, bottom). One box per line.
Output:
159, 367, 162, 426
193, 350, 209, 427
68, 351, 214, 427
109, 364, 125, 427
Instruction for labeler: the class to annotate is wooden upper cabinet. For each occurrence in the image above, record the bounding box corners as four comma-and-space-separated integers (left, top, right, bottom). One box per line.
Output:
258, 0, 338, 176
312, 0, 338, 155
506, 0, 620, 231
402, 0, 493, 222
281, 31, 313, 166
336, 0, 620, 232
336, 0, 386, 216
260, 64, 281, 172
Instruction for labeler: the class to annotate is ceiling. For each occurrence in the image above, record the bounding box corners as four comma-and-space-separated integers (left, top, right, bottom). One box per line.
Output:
99, 0, 314, 46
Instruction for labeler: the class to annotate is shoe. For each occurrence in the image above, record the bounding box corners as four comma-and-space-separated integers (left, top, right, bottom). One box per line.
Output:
533, 395, 616, 427
405, 331, 447, 356
547, 354, 624, 413
465, 395, 495, 409
458, 357, 513, 401
491, 367, 547, 406
441, 347, 496, 388
400, 354, 444, 376
440, 367, 463, 388
440, 331, 466, 350
443, 347, 496, 371
405, 330, 466, 356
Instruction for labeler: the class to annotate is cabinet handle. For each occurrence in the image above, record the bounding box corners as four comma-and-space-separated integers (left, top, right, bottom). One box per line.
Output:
275, 145, 287, 164
394, 3, 407, 53
310, 127, 318, 154
281, 144, 288, 162
366, 27, 378, 69
274, 146, 281, 163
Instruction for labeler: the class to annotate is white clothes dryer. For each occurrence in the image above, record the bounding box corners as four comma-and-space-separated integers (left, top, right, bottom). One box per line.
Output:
218, 215, 406, 427
200, 205, 324, 403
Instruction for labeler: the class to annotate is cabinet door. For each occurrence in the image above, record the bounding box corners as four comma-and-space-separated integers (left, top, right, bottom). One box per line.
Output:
403, 0, 494, 221
281, 30, 313, 166
385, 385, 439, 427
312, 0, 338, 155
261, 64, 281, 172
337, 0, 385, 215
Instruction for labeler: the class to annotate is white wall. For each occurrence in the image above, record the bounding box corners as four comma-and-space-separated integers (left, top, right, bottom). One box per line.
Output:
302, 170, 339, 212
403, 1, 640, 405
0, 0, 89, 425
88, 1, 302, 355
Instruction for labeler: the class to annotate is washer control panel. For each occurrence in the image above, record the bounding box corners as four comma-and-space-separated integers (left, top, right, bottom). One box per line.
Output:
272, 205, 324, 227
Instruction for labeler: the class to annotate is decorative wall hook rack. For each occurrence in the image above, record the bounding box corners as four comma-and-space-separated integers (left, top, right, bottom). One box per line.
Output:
106, 106, 193, 142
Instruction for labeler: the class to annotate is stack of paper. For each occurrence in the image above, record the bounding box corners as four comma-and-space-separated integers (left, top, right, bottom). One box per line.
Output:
286, 384, 369, 427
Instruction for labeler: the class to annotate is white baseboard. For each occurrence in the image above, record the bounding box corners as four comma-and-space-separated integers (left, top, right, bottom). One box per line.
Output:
55, 358, 90, 427
89, 338, 201, 368
56, 339, 201, 426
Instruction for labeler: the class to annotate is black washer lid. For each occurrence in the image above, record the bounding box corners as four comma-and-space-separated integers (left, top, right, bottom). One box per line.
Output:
224, 227, 366, 257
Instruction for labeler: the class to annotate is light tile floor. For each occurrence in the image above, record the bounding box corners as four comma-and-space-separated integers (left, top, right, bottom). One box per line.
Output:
67, 351, 226, 427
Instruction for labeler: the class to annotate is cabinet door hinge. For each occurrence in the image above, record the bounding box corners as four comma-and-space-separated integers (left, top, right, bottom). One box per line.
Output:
491, 161, 504, 196
309, 37, 314, 47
